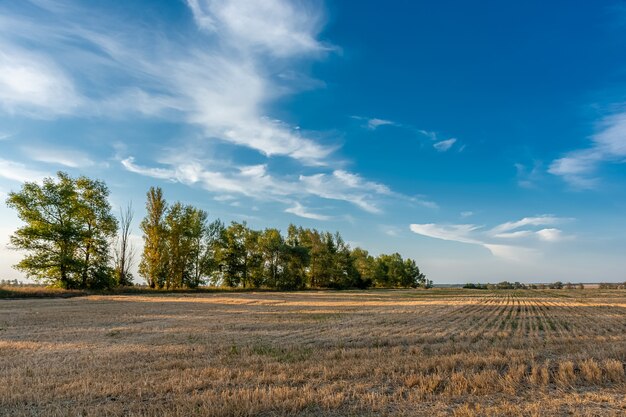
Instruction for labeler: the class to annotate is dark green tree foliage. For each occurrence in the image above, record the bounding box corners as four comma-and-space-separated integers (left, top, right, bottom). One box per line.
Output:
6, 172, 117, 289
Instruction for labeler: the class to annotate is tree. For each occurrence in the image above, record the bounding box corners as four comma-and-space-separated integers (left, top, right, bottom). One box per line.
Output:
6, 172, 117, 289
186, 208, 209, 288
165, 202, 194, 289
75, 176, 118, 289
202, 219, 225, 285
259, 228, 284, 288
351, 248, 375, 288
218, 222, 247, 287
114, 203, 135, 286
139, 187, 168, 288
403, 258, 426, 288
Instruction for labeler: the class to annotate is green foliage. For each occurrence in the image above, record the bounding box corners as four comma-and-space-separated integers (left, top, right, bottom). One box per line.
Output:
134, 190, 429, 290
138, 187, 168, 288
8, 176, 430, 291
6, 172, 117, 289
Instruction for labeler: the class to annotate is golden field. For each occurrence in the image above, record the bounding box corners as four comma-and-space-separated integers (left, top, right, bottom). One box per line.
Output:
1, 289, 626, 416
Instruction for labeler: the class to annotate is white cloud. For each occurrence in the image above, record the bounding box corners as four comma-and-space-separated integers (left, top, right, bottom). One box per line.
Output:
492, 230, 534, 239
489, 215, 567, 235
410, 214, 573, 261
536, 228, 570, 242
0, 1, 333, 163
0, 159, 48, 183
0, 43, 82, 117
285, 202, 330, 221
460, 211, 474, 218
366, 118, 394, 130
351, 116, 396, 130
299, 170, 391, 213
187, 0, 328, 57
24, 147, 95, 168
409, 224, 482, 245
549, 111, 626, 188
433, 138, 457, 152
122, 157, 396, 214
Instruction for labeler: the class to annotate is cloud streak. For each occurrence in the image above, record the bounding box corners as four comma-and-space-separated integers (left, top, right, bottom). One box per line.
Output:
549, 110, 626, 188
410, 215, 573, 261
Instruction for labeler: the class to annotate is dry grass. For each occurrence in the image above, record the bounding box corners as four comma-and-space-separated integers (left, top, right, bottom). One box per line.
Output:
1, 289, 626, 416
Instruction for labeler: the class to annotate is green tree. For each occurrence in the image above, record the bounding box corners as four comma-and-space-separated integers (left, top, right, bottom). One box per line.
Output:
202, 219, 225, 285
403, 258, 426, 288
6, 172, 117, 289
259, 228, 284, 288
75, 176, 118, 289
186, 208, 209, 288
351, 247, 375, 288
139, 187, 168, 288
218, 222, 246, 287
164, 202, 195, 289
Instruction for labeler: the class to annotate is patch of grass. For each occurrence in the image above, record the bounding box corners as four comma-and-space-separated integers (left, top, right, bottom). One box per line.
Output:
249, 343, 312, 363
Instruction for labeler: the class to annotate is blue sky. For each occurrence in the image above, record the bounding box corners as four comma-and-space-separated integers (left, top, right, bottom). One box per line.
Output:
1, 0, 626, 283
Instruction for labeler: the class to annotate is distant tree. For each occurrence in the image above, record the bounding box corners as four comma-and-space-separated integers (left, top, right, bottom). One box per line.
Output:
351, 247, 375, 288
202, 220, 225, 285
284, 224, 310, 289
218, 222, 246, 287
259, 228, 284, 288
403, 258, 426, 288
165, 202, 195, 289
6, 172, 117, 289
186, 208, 209, 288
114, 203, 135, 286
139, 187, 168, 288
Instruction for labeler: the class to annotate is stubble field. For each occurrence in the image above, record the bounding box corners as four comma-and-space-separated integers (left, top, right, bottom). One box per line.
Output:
1, 289, 626, 416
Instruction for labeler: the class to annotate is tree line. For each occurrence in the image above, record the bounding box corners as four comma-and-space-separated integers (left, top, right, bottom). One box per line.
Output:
463, 281, 584, 290
138, 186, 430, 290
6, 172, 429, 290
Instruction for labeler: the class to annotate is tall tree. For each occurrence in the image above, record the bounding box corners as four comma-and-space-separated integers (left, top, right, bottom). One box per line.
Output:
218, 222, 246, 287
139, 187, 168, 288
75, 176, 118, 289
259, 228, 284, 288
6, 172, 117, 289
187, 208, 209, 288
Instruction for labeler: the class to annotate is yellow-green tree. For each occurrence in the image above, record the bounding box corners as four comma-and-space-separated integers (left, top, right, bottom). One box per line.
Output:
6, 172, 117, 289
139, 187, 168, 288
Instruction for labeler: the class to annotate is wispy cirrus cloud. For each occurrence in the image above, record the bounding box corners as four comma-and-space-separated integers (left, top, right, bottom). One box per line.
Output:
410, 215, 573, 261
0, 0, 333, 163
433, 138, 457, 152
24, 147, 95, 168
285, 202, 330, 221
549, 110, 626, 188
122, 156, 399, 215
351, 116, 397, 130
0, 158, 48, 183
0, 42, 83, 117
0, 1, 436, 220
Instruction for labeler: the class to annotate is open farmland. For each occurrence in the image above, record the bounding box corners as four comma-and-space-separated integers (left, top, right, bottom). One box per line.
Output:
1, 289, 626, 416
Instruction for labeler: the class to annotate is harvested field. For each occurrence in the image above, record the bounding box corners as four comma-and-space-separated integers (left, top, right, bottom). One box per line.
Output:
1, 289, 626, 416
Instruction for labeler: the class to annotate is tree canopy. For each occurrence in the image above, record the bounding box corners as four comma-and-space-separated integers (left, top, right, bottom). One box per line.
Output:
6, 176, 429, 290
137, 187, 429, 290
6, 172, 117, 289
